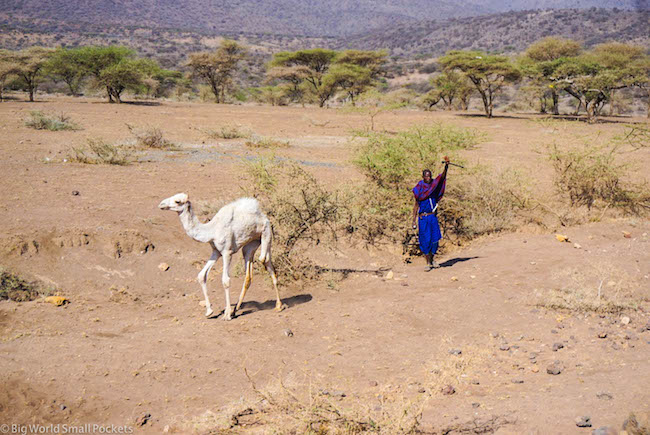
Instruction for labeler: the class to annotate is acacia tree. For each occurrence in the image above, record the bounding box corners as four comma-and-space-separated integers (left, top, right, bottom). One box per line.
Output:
267, 48, 386, 107
268, 48, 339, 107
187, 39, 247, 103
46, 47, 87, 95
425, 71, 474, 110
552, 43, 647, 121
439, 50, 520, 118
520, 37, 582, 115
11, 47, 53, 102
0, 49, 16, 102
333, 50, 387, 105
77, 46, 135, 102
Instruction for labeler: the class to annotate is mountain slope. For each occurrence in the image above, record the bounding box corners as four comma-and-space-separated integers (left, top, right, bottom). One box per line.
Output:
1, 0, 645, 37
342, 8, 650, 58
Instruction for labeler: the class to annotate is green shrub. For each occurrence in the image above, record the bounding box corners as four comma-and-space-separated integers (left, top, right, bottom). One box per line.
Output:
25, 111, 80, 131
353, 124, 481, 191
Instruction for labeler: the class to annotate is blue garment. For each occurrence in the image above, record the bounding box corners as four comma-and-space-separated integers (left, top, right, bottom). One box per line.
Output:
418, 197, 441, 255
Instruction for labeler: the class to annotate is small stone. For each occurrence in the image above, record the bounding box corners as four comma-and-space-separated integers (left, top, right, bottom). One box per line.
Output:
573, 243, 581, 249
547, 361, 563, 375
512, 379, 524, 384
596, 391, 613, 400
369, 380, 378, 387
135, 413, 151, 426
490, 332, 500, 338
199, 300, 206, 307
158, 263, 170, 272
472, 402, 480, 408
499, 344, 510, 351
470, 379, 480, 385
552, 342, 564, 352
283, 329, 294, 337
441, 385, 456, 395
448, 349, 462, 355
72, 190, 80, 196
531, 366, 539, 373
418, 387, 426, 393
622, 231, 631, 238
451, 276, 458, 281
575, 416, 592, 428
598, 332, 608, 339
163, 425, 170, 433
60, 404, 67, 411
529, 352, 538, 359
551, 329, 558, 334
386, 271, 394, 280
621, 316, 631, 325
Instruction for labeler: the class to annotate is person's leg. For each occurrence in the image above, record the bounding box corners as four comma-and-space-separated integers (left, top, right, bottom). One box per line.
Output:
430, 242, 440, 268
418, 217, 434, 271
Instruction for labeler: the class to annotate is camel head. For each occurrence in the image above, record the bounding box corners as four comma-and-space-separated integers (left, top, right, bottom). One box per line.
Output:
158, 193, 190, 212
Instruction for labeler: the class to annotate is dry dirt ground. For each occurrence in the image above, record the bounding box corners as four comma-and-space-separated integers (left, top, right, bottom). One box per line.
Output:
0, 95, 649, 434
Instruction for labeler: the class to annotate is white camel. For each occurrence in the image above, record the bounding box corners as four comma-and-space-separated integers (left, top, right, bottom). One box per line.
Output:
158, 193, 282, 320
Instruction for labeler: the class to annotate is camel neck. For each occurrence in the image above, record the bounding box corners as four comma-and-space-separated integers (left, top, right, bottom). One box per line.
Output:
179, 202, 211, 243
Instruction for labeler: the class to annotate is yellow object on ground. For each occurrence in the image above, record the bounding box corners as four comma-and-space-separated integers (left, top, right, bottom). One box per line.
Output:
555, 234, 570, 242
45, 296, 69, 306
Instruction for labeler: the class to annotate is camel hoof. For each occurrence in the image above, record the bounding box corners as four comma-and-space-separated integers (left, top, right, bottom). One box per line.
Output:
274, 303, 285, 312
205, 308, 214, 318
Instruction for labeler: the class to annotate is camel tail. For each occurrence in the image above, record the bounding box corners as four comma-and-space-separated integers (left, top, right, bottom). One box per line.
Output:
259, 220, 272, 264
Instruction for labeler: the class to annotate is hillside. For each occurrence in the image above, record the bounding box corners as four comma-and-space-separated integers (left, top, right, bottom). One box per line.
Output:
0, 0, 644, 37
342, 8, 650, 58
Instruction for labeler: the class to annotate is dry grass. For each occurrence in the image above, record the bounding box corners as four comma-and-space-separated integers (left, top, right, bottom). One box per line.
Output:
185, 371, 426, 434
536, 262, 644, 314
440, 167, 533, 241
199, 124, 252, 140
0, 268, 50, 302
548, 141, 650, 215
126, 124, 178, 150
245, 135, 290, 149
68, 138, 133, 165
424, 341, 494, 396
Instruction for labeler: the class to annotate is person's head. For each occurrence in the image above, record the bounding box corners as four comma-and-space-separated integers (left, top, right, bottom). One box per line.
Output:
422, 169, 432, 183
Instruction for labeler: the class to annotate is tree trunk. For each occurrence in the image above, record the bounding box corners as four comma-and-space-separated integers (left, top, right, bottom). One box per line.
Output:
107, 86, 114, 103
479, 90, 490, 117
573, 99, 581, 116
551, 89, 559, 115
28, 86, 34, 102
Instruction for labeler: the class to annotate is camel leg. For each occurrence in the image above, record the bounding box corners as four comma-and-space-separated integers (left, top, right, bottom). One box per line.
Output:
235, 241, 259, 315
221, 251, 233, 321
263, 256, 282, 312
197, 250, 219, 317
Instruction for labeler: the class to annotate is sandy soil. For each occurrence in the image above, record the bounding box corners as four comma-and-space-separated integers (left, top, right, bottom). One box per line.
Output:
0, 95, 649, 434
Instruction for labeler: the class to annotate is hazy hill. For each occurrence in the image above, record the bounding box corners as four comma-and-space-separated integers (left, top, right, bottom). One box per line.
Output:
1, 0, 645, 37
342, 8, 650, 58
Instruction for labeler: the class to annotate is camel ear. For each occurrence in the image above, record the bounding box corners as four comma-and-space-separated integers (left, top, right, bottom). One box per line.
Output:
180, 193, 189, 203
